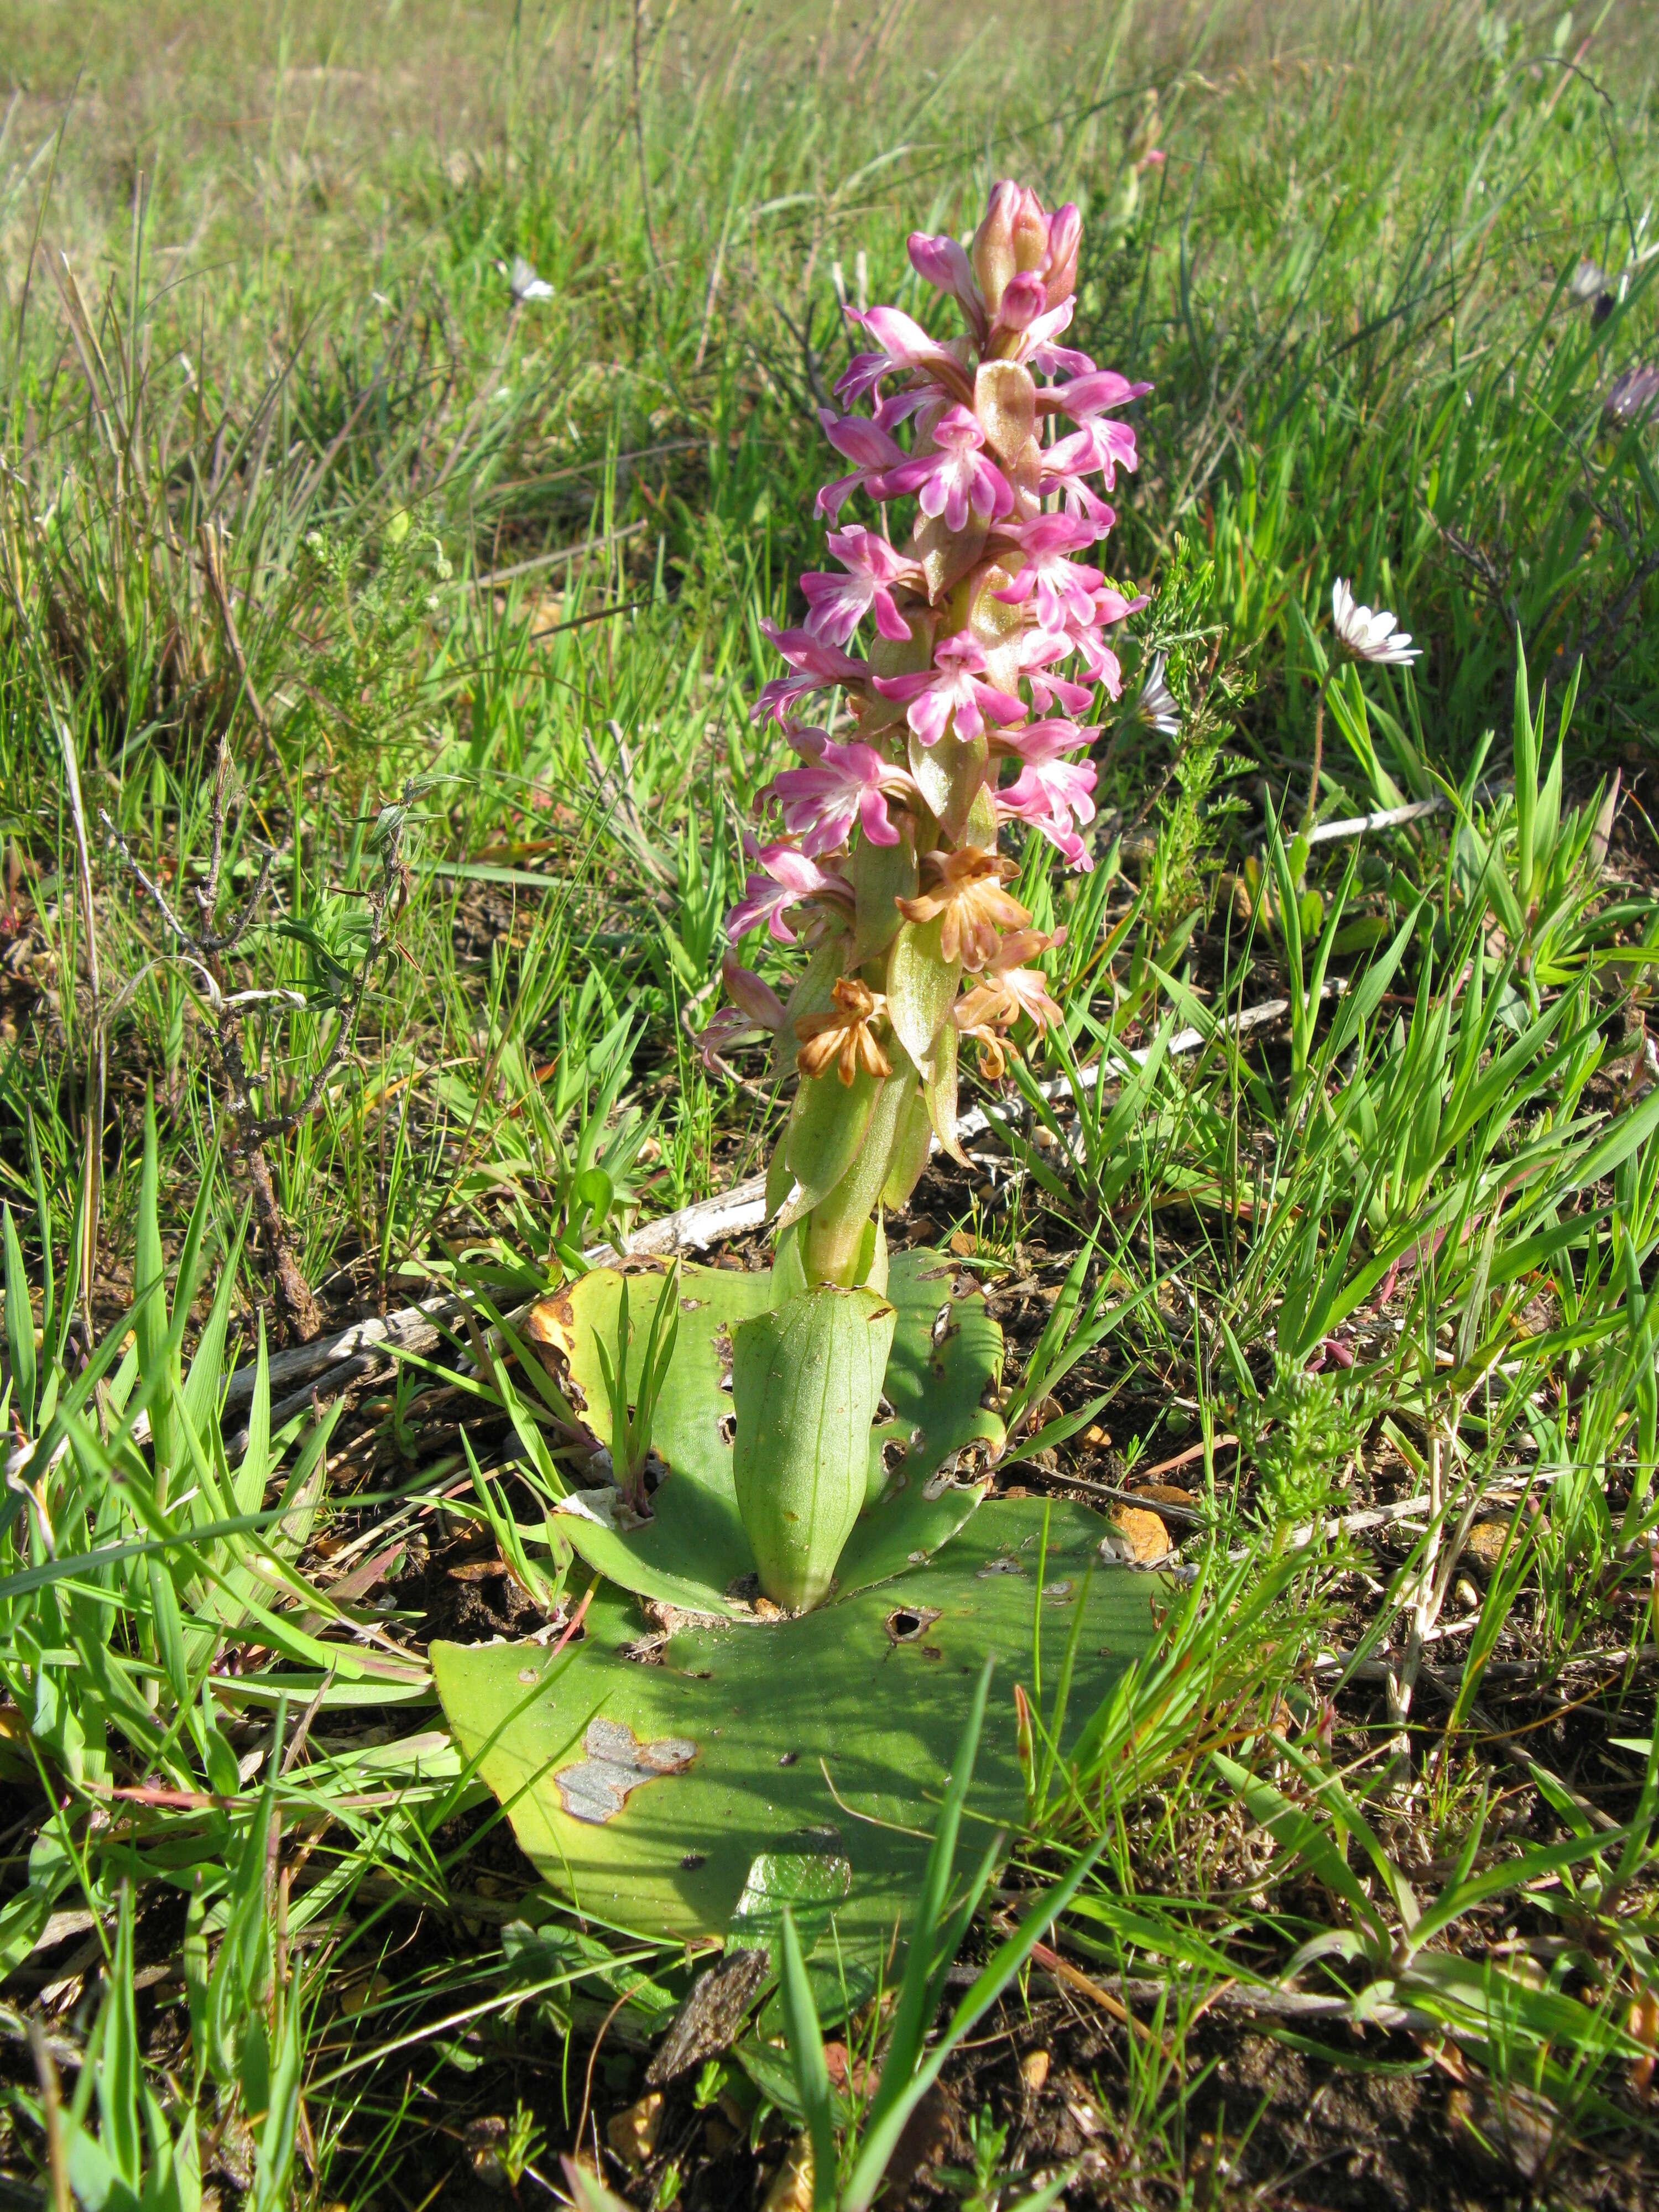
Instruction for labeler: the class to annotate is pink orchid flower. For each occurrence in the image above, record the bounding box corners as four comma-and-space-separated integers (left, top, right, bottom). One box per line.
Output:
699, 952, 786, 1071
877, 405, 1014, 533
1052, 370, 1151, 483
1067, 622, 1124, 700
1055, 368, 1155, 420
800, 525, 915, 646
873, 629, 1025, 747
815, 410, 907, 520
1007, 295, 1082, 368
994, 515, 1105, 631
1015, 630, 1096, 718
769, 737, 916, 855
1038, 427, 1119, 530
725, 838, 849, 945
1030, 337, 1098, 377
834, 305, 970, 407
998, 716, 1100, 765
997, 752, 1098, 869
752, 619, 868, 726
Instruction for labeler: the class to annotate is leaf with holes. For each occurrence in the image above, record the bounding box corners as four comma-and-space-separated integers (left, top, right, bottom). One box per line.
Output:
524, 1249, 1005, 1616
432, 1498, 1158, 1954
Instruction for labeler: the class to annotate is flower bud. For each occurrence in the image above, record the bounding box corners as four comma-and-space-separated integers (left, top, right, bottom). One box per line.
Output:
1043, 204, 1082, 308
721, 951, 786, 1030
995, 271, 1047, 337
1010, 186, 1051, 275
972, 180, 1021, 316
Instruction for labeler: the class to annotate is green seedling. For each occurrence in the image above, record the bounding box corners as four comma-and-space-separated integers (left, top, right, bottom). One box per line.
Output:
593, 1259, 682, 1506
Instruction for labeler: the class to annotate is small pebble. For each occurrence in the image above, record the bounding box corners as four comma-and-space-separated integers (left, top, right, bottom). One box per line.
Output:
1108, 1505, 1169, 1562
1083, 1423, 1112, 1448
1463, 1518, 1526, 1574
1021, 2048, 1051, 2091
1455, 1577, 1480, 1613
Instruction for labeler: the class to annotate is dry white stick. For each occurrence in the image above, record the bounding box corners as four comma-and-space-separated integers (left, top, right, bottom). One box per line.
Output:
1303, 794, 1448, 845
219, 1296, 461, 1411
1387, 1428, 1446, 1767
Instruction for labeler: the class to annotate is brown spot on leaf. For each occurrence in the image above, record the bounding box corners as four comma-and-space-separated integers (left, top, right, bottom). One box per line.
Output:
553, 1717, 697, 1824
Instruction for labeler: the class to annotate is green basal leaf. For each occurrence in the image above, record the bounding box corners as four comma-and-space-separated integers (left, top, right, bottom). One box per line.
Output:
535, 1250, 1005, 1615
432, 1498, 1157, 1954
732, 1284, 896, 1610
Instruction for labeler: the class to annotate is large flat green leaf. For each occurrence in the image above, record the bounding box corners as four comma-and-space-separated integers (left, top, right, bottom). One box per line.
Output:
432, 1499, 1157, 1954
536, 1249, 1006, 1614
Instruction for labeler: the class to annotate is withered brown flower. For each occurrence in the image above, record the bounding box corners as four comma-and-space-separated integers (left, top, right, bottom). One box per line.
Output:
952, 927, 1065, 1074
795, 976, 894, 1086
894, 845, 1031, 969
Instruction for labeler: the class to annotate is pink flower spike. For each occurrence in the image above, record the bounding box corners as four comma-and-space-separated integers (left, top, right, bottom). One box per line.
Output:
906, 231, 988, 342
800, 524, 915, 646
994, 514, 1104, 631
770, 737, 914, 855
872, 629, 1025, 747
752, 619, 868, 726
834, 305, 967, 406
725, 840, 847, 945
877, 404, 1014, 533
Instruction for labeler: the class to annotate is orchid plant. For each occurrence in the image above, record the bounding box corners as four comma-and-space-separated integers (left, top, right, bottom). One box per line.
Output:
707, 181, 1150, 1608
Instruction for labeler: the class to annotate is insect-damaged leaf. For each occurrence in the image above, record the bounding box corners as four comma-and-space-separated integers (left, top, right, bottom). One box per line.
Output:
432, 1498, 1159, 1957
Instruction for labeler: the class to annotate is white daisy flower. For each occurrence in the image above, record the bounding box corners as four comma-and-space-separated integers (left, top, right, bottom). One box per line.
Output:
509, 254, 554, 305
1331, 578, 1420, 666
1136, 650, 1180, 736
1604, 363, 1659, 427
